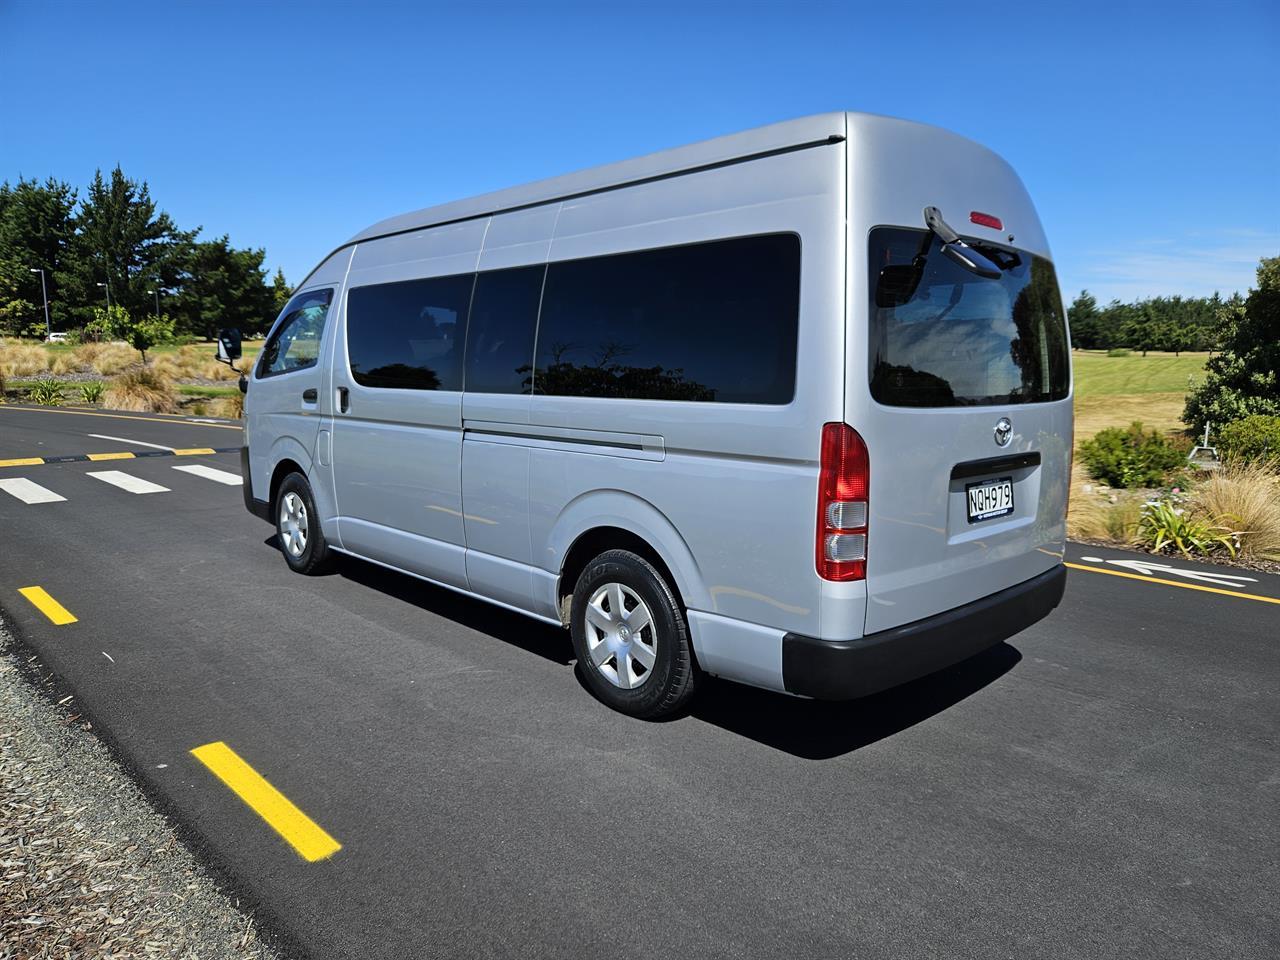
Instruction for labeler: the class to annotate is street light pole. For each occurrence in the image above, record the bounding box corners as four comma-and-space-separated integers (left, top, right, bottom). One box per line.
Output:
96, 281, 111, 311
29, 267, 51, 340
149, 287, 160, 320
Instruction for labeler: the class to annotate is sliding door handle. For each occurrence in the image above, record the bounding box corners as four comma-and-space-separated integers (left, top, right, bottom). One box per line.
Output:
337, 387, 350, 413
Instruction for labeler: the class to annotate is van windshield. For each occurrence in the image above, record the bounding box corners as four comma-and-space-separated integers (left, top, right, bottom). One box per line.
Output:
868, 227, 1069, 407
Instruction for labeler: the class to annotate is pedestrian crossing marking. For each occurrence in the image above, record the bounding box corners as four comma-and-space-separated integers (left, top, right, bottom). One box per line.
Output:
173, 464, 242, 486
87, 470, 172, 495
0, 478, 67, 504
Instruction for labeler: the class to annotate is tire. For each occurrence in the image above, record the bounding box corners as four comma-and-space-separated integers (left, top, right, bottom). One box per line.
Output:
570, 549, 696, 718
275, 473, 332, 575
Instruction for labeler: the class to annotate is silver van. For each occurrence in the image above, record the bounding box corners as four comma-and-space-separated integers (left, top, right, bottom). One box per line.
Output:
233, 112, 1071, 718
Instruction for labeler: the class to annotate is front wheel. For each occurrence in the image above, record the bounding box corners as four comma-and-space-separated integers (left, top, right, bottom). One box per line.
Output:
275, 473, 332, 575
570, 549, 696, 718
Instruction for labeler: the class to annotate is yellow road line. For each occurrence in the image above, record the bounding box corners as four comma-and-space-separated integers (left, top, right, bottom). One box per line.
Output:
0, 406, 240, 429
0, 457, 44, 467
87, 451, 136, 461
1064, 562, 1280, 605
190, 741, 342, 862
173, 447, 217, 456
18, 586, 79, 625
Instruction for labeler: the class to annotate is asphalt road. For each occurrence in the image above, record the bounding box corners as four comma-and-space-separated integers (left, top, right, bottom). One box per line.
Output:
1, 402, 1276, 960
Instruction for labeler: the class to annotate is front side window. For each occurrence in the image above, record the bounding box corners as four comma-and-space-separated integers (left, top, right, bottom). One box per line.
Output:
346, 274, 474, 390
534, 234, 800, 404
868, 227, 1069, 406
258, 289, 332, 377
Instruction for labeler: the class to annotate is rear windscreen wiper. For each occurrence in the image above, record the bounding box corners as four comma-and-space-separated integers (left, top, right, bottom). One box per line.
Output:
923, 206, 1002, 279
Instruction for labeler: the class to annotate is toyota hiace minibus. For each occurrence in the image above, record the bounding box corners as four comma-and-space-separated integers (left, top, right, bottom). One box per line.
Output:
231, 112, 1071, 718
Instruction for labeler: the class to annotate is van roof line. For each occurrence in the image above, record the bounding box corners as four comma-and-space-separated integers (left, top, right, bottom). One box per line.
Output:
346, 112, 858, 246
297, 111, 974, 292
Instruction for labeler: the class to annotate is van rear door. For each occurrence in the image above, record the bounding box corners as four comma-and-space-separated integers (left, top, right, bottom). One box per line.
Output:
856, 225, 1072, 635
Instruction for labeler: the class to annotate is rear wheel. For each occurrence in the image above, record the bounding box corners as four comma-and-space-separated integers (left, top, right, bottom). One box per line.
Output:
570, 549, 696, 718
275, 473, 332, 575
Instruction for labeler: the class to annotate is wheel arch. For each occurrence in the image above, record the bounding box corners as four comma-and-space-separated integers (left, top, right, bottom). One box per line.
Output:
545, 490, 709, 621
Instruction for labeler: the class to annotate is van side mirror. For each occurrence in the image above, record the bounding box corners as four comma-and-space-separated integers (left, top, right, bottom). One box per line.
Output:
216, 328, 243, 364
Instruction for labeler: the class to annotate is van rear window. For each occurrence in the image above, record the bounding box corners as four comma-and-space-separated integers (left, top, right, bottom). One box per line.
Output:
868, 227, 1069, 407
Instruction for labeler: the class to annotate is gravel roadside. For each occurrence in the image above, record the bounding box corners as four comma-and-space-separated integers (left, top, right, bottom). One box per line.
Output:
0, 616, 280, 960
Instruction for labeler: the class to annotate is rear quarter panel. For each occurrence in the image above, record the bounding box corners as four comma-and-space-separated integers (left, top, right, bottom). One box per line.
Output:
528, 143, 848, 639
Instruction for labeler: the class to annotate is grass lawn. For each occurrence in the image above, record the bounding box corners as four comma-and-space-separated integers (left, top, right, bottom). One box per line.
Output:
1071, 350, 1209, 398
176, 384, 241, 398
1070, 350, 1209, 444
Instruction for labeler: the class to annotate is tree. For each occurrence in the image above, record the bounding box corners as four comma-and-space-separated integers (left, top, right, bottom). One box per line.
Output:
173, 236, 276, 339
93, 303, 175, 363
0, 177, 78, 335
1184, 256, 1280, 430
271, 267, 291, 316
1067, 291, 1101, 348
60, 166, 195, 329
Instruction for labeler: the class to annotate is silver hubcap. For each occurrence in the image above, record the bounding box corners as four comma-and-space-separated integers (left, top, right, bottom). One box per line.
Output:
583, 582, 657, 690
280, 491, 308, 558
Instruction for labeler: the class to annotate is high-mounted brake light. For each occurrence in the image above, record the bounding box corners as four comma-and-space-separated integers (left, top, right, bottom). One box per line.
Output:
816, 423, 869, 582
969, 211, 1003, 231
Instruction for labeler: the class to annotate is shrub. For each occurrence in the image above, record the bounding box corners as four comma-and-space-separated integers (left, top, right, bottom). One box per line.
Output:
79, 380, 105, 404
1184, 256, 1280, 429
1106, 347, 1131, 357
1217, 415, 1280, 468
102, 368, 177, 413
1139, 499, 1237, 559
1078, 422, 1187, 487
28, 378, 64, 406
1191, 461, 1280, 559
91, 304, 176, 364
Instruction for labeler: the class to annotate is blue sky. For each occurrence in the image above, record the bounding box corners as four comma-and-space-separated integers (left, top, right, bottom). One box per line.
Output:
2, 0, 1276, 303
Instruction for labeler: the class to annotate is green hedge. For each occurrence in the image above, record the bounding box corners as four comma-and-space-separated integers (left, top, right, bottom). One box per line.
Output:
1218, 415, 1280, 467
1079, 422, 1186, 487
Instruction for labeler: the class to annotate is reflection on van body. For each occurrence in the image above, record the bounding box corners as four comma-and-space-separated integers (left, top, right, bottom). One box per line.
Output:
240, 112, 1071, 718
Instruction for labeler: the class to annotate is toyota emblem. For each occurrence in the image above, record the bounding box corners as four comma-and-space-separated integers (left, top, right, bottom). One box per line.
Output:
994, 417, 1013, 447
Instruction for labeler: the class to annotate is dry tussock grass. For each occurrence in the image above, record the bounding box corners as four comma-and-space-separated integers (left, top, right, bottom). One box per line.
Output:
102, 368, 177, 413
1066, 460, 1145, 543
48, 351, 82, 375
210, 393, 245, 419
1191, 461, 1280, 559
0, 340, 51, 378
73, 342, 137, 376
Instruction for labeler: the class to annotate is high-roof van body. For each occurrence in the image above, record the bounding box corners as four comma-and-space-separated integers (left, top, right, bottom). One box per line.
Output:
240, 112, 1070, 717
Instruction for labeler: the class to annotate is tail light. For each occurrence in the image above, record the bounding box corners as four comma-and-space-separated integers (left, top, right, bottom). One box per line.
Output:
816, 422, 869, 581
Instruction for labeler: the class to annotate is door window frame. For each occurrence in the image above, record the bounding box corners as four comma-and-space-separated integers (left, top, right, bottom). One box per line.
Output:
256, 286, 335, 380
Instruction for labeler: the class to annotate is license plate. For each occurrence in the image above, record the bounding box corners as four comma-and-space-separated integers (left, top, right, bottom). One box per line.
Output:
966, 477, 1014, 523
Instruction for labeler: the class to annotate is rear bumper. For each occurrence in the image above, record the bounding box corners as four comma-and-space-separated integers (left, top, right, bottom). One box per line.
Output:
241, 446, 271, 522
782, 564, 1066, 699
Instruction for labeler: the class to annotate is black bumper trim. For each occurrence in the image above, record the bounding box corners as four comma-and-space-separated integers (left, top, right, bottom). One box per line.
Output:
241, 447, 271, 522
783, 564, 1067, 700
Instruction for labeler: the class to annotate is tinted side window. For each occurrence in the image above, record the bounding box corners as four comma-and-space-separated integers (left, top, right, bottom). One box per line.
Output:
346, 274, 474, 390
534, 234, 800, 404
464, 265, 544, 394
259, 289, 332, 377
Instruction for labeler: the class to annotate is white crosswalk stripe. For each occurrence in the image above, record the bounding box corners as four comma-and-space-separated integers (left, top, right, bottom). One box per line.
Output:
172, 464, 242, 486
0, 477, 67, 504
86, 470, 171, 495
